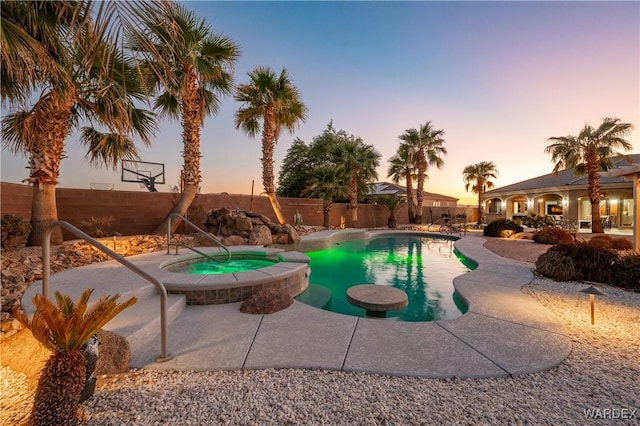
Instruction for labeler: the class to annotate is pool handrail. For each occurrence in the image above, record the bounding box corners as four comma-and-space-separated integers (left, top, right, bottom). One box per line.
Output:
42, 221, 173, 363
166, 213, 230, 263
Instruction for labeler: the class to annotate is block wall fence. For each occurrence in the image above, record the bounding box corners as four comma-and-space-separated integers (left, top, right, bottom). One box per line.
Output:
1, 182, 478, 239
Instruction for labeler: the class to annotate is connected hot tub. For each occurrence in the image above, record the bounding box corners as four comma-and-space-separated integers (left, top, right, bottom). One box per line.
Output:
160, 248, 311, 305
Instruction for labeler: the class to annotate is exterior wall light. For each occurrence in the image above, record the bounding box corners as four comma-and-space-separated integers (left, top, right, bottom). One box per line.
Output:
580, 284, 606, 325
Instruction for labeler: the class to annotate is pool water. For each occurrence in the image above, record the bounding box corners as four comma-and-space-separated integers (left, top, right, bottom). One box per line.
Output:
301, 235, 474, 321
172, 258, 276, 275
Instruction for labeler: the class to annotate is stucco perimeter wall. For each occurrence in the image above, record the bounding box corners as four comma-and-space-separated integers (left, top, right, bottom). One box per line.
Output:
1, 182, 478, 238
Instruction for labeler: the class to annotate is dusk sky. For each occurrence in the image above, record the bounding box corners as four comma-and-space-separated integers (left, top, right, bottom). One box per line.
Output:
1, 1, 638, 205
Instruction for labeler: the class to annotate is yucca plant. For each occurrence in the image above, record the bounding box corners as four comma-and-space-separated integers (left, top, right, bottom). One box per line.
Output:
14, 289, 136, 426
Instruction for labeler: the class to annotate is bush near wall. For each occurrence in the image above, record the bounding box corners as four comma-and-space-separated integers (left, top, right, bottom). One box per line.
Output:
483, 219, 523, 238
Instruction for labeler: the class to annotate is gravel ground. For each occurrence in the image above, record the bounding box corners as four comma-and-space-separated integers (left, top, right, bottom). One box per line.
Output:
3, 276, 637, 425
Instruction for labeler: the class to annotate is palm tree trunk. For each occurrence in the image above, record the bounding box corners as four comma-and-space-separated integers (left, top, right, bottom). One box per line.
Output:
477, 190, 483, 225
587, 154, 604, 233
415, 154, 426, 224
26, 91, 72, 246
262, 108, 286, 224
29, 182, 62, 246
349, 167, 358, 227
405, 171, 416, 223
323, 200, 332, 228
154, 73, 202, 235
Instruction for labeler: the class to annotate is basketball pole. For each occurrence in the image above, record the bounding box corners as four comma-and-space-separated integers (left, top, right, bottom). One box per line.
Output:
250, 180, 254, 211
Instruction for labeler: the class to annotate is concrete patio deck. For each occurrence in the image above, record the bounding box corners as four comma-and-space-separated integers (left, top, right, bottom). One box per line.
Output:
21, 231, 572, 379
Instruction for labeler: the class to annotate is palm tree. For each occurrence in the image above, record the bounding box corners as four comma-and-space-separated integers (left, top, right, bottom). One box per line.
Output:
545, 118, 633, 233
13, 289, 136, 426
128, 3, 239, 235
1, 1, 157, 246
399, 122, 447, 224
387, 143, 417, 223
332, 138, 381, 227
375, 194, 407, 228
302, 164, 349, 227
462, 161, 499, 225
235, 66, 308, 225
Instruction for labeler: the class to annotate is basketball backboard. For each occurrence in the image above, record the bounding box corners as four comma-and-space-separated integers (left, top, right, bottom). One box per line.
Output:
121, 160, 165, 192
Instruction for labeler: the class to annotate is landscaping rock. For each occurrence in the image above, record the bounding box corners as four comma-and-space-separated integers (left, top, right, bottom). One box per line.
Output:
221, 235, 246, 246
95, 330, 130, 375
248, 225, 273, 246
239, 288, 293, 314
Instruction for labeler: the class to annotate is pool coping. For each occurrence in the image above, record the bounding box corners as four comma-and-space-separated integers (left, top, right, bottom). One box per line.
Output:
22, 230, 572, 379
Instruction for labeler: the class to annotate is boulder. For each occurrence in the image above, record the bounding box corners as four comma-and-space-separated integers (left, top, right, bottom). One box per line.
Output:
222, 235, 246, 246
249, 225, 273, 246
95, 330, 130, 375
239, 288, 293, 314
234, 216, 253, 233
272, 234, 290, 244
282, 224, 301, 244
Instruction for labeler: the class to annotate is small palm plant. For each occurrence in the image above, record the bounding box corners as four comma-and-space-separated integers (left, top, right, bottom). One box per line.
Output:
375, 194, 408, 229
14, 289, 136, 426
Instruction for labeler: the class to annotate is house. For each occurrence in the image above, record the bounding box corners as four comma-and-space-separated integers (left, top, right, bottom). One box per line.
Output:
367, 182, 458, 208
481, 154, 639, 231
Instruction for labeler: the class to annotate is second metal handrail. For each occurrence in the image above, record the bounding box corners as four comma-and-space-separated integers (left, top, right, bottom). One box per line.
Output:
167, 213, 230, 262
42, 221, 172, 362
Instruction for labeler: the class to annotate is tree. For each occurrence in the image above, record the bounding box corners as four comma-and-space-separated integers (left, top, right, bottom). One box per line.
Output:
332, 137, 381, 227
1, 1, 157, 245
462, 161, 499, 225
235, 66, 308, 224
388, 143, 417, 223
545, 118, 633, 233
399, 122, 447, 224
375, 194, 407, 228
276, 138, 311, 197
14, 289, 136, 426
302, 164, 349, 227
132, 2, 239, 235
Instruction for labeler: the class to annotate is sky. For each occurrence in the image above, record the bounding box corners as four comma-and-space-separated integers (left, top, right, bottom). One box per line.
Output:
1, 1, 639, 205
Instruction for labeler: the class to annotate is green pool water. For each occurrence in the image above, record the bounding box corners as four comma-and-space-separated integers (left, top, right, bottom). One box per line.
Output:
299, 235, 475, 322
174, 258, 276, 275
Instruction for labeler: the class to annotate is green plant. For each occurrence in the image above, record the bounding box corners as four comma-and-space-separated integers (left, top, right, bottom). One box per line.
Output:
1, 214, 31, 248
613, 254, 640, 290
588, 234, 613, 249
80, 216, 114, 238
14, 289, 136, 426
483, 219, 523, 238
532, 226, 574, 245
522, 214, 555, 229
535, 252, 577, 282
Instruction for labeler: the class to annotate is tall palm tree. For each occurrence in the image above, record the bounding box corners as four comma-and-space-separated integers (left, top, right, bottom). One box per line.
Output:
302, 164, 349, 227
129, 3, 239, 235
332, 138, 381, 228
545, 118, 633, 233
14, 289, 136, 426
235, 66, 308, 225
387, 143, 417, 223
1, 1, 156, 245
399, 122, 447, 224
462, 161, 499, 225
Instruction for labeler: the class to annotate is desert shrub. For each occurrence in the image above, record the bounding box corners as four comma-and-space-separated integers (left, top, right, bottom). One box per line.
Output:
532, 226, 574, 245
611, 238, 633, 251
535, 252, 577, 281
612, 255, 640, 290
535, 242, 619, 284
80, 216, 114, 238
588, 234, 613, 249
483, 219, 523, 238
522, 214, 555, 230
1, 214, 31, 249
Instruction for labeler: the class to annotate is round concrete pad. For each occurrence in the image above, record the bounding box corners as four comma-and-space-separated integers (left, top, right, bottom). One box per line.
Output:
347, 285, 408, 312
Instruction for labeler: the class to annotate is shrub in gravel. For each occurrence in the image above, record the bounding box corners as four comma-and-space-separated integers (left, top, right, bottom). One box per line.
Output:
588, 235, 613, 249
535, 242, 619, 284
532, 226, 574, 245
611, 238, 633, 251
483, 219, 523, 238
535, 252, 577, 282
522, 214, 555, 230
1, 215, 31, 249
613, 255, 640, 290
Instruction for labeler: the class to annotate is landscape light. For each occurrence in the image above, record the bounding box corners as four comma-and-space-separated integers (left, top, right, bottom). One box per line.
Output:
580, 285, 606, 325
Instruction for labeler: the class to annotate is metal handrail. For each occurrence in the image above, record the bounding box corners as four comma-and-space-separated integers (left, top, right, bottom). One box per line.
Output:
167, 213, 230, 262
168, 243, 227, 263
42, 221, 172, 362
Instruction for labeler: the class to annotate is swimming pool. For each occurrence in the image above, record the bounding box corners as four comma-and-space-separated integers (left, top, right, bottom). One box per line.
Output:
166, 258, 276, 275
299, 234, 475, 321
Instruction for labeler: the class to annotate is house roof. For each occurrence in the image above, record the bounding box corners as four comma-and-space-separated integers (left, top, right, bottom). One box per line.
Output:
484, 154, 640, 195
368, 182, 458, 202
